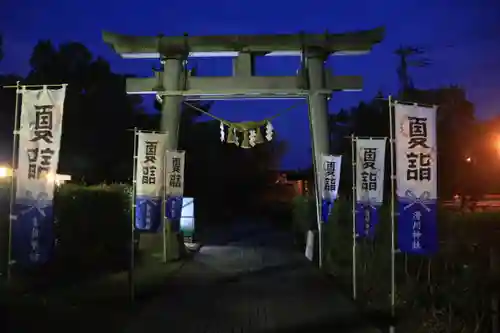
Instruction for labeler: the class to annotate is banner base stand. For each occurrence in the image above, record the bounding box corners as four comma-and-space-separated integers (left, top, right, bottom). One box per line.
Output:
185, 242, 200, 252
305, 230, 315, 261
140, 232, 182, 262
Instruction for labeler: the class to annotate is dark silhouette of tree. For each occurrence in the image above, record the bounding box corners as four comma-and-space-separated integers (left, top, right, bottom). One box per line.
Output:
0, 38, 285, 221
330, 87, 477, 199
25, 40, 144, 183
149, 97, 287, 220
0, 39, 23, 162
0, 74, 22, 162
407, 86, 476, 197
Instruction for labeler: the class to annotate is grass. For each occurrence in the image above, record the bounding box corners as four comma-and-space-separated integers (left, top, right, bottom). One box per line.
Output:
4, 258, 185, 332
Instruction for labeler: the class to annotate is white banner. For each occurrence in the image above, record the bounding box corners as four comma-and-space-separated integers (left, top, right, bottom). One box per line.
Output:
16, 86, 67, 201
135, 132, 168, 198
165, 150, 185, 196
356, 138, 387, 204
320, 155, 342, 202
395, 103, 437, 200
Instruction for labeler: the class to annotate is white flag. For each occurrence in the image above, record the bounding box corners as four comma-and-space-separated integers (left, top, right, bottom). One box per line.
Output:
394, 103, 437, 200
320, 155, 342, 202
356, 138, 387, 204
135, 132, 168, 198
16, 86, 67, 202
165, 150, 185, 196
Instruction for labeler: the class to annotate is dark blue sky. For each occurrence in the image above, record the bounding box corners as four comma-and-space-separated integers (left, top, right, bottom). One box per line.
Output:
1, 0, 499, 169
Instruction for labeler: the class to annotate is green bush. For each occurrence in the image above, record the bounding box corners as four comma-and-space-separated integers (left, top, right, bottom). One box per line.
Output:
53, 184, 131, 276
0, 183, 132, 285
0, 184, 10, 273
292, 194, 500, 333
291, 195, 316, 233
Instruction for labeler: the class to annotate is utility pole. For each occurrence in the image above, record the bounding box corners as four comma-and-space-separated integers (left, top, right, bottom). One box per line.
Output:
394, 46, 430, 98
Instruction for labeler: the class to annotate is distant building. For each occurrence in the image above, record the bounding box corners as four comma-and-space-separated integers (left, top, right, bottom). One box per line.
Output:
264, 169, 313, 203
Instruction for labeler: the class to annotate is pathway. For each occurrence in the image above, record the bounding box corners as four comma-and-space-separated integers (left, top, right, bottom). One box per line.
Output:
124, 220, 380, 333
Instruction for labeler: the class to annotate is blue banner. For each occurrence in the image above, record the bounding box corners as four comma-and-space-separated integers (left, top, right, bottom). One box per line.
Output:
397, 192, 437, 255
321, 199, 333, 223
135, 196, 162, 232
11, 198, 54, 266
355, 202, 379, 239
165, 196, 183, 220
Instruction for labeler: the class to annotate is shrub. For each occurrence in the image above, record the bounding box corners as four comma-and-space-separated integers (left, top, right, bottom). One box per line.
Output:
291, 195, 316, 233
0, 184, 10, 273
2, 183, 132, 285
292, 194, 500, 333
53, 184, 131, 277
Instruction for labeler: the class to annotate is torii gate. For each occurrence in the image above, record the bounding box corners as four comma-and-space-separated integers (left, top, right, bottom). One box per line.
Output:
102, 28, 384, 265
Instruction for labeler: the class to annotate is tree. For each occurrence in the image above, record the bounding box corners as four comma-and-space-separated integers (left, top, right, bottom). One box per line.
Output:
0, 74, 23, 162
25, 40, 144, 183
326, 82, 479, 199
6, 38, 286, 218
0, 36, 23, 162
405, 86, 476, 197
180, 119, 286, 220
149, 98, 287, 220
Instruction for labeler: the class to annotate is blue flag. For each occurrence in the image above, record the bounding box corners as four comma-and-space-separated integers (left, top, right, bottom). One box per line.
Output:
355, 203, 379, 239
165, 196, 183, 220
397, 191, 437, 254
135, 196, 162, 232
321, 199, 333, 223
12, 197, 54, 266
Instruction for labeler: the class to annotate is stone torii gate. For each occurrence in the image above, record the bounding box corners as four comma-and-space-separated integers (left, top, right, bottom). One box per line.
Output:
102, 28, 384, 263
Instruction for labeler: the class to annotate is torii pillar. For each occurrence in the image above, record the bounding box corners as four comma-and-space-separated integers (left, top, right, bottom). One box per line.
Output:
103, 28, 385, 264
160, 57, 183, 148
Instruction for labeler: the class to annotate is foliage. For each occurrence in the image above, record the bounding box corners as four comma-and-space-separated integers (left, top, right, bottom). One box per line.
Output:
292, 195, 500, 333
0, 41, 147, 183
8, 184, 132, 286
291, 195, 315, 233
52, 184, 131, 273
327, 87, 478, 198
0, 40, 285, 223
150, 97, 287, 222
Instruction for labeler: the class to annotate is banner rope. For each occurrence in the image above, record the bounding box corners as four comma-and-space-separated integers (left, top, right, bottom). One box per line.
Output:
182, 100, 303, 128
183, 100, 304, 147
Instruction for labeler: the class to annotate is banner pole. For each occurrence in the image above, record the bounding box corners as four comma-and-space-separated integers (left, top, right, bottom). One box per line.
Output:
388, 95, 397, 333
162, 150, 168, 264
351, 134, 357, 300
129, 127, 138, 302
312, 151, 323, 269
6, 82, 21, 282
3, 83, 65, 89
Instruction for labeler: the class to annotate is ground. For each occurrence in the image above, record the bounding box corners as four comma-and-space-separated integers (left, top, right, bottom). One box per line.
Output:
5, 220, 381, 333
124, 220, 381, 333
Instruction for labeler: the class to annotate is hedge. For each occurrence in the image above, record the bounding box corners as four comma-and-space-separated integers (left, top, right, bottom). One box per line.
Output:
52, 184, 131, 276
292, 195, 500, 333
0, 183, 132, 286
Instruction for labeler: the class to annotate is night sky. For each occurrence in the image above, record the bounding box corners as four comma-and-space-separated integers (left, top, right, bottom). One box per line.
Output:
1, 0, 499, 169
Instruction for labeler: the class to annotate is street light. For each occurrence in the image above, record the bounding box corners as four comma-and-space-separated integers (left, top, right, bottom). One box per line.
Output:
495, 136, 500, 154
466, 157, 472, 163
0, 166, 13, 178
